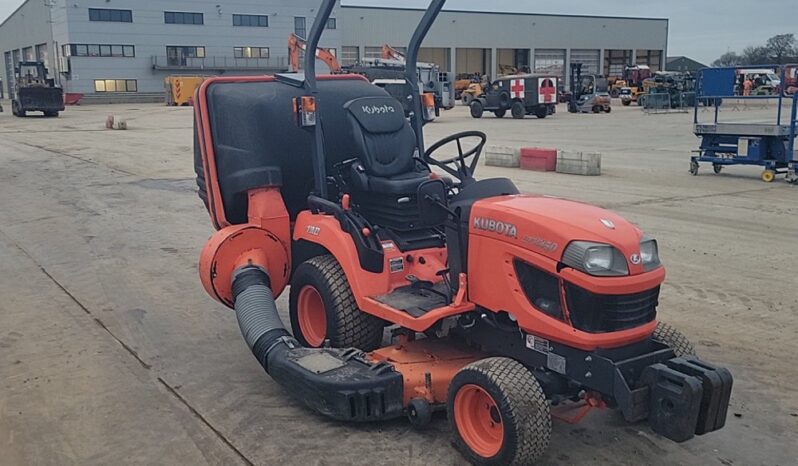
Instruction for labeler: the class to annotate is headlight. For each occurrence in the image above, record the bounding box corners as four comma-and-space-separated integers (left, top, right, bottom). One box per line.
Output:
640, 237, 661, 271
562, 241, 629, 276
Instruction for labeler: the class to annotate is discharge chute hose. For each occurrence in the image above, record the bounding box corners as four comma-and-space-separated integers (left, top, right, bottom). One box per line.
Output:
231, 266, 294, 373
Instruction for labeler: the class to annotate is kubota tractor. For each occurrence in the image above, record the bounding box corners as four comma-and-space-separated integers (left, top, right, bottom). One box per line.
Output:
194, 1, 732, 464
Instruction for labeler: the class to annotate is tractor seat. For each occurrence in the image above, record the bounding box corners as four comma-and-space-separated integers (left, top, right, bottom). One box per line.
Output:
343, 96, 432, 230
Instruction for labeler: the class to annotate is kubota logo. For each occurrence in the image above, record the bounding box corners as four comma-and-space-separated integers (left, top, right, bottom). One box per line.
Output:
473, 217, 518, 238
361, 104, 396, 115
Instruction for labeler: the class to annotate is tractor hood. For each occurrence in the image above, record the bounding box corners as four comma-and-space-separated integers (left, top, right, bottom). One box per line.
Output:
470, 194, 646, 269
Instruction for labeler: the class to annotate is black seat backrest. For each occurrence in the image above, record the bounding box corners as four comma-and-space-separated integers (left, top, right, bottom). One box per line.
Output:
344, 96, 417, 178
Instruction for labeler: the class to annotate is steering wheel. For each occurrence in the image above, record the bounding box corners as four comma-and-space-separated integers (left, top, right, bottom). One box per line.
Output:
424, 131, 487, 182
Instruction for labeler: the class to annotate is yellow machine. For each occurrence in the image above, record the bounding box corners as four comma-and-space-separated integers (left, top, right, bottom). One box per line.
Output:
164, 76, 207, 106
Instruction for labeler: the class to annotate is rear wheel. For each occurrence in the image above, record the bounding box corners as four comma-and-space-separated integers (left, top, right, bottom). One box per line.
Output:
605, 106, 612, 113
494, 109, 506, 118
652, 322, 696, 358
448, 358, 551, 466
289, 255, 384, 351
511, 102, 525, 119
470, 101, 484, 119
534, 106, 547, 119
713, 164, 723, 174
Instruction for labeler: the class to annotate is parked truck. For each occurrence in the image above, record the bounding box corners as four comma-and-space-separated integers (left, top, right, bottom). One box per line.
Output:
11, 61, 64, 117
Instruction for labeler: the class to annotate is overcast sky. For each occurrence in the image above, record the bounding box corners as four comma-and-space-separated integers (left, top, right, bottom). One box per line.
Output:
1, 0, 795, 64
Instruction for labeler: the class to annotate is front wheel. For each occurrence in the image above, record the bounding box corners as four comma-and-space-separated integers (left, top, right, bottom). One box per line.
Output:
652, 322, 696, 358
605, 106, 612, 113
289, 255, 384, 351
689, 160, 699, 176
494, 109, 506, 118
470, 101, 484, 119
448, 358, 551, 466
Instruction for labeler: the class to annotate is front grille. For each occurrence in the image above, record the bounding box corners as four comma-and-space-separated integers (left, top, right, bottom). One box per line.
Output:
565, 284, 659, 333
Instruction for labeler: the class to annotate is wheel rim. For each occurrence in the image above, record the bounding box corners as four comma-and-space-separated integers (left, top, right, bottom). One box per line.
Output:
762, 171, 775, 182
454, 384, 504, 458
297, 285, 326, 347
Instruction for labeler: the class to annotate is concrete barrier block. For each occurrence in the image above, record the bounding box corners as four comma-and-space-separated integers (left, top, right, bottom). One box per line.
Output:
485, 145, 520, 168
556, 151, 601, 176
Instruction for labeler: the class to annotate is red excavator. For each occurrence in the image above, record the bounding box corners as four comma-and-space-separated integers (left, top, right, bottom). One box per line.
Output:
288, 32, 342, 73
194, 1, 732, 464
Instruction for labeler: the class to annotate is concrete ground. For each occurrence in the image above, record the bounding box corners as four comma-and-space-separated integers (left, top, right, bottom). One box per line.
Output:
0, 98, 796, 466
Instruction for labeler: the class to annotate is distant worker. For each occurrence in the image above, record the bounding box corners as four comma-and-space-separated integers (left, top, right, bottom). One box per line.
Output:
743, 77, 753, 96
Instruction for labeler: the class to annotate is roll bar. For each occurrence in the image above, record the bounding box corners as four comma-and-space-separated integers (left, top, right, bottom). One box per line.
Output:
301, 0, 447, 199
302, 0, 336, 198
406, 0, 447, 156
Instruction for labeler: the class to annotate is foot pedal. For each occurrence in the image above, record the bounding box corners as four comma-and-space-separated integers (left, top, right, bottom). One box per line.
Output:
665, 357, 733, 435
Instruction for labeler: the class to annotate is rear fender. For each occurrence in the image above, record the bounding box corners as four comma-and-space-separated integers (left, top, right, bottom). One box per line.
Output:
293, 211, 451, 328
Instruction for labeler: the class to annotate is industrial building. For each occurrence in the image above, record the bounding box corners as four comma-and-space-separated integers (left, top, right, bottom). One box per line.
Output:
0, 1, 667, 100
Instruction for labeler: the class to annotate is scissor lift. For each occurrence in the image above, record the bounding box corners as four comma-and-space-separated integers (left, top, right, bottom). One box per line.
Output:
690, 65, 798, 183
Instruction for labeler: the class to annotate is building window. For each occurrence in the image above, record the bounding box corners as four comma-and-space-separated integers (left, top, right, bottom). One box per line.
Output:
63, 44, 135, 57
294, 17, 306, 38
364, 47, 382, 60
234, 47, 270, 59
89, 8, 132, 23
94, 79, 138, 93
166, 46, 205, 66
326, 18, 337, 29
233, 14, 268, 27
341, 46, 359, 66
165, 11, 204, 25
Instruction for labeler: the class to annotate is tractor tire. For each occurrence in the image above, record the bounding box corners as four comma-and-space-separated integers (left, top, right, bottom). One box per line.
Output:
449, 358, 551, 466
534, 106, 547, 119
652, 322, 696, 358
470, 101, 484, 119
289, 255, 384, 351
511, 102, 525, 119
12, 100, 25, 117
494, 109, 506, 118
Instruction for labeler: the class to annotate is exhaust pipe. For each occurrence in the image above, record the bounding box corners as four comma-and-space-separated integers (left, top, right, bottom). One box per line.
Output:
230, 266, 404, 421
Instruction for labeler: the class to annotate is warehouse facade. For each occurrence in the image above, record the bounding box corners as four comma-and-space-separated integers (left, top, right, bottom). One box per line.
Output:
0, 0, 341, 97
0, 1, 667, 99
339, 6, 668, 87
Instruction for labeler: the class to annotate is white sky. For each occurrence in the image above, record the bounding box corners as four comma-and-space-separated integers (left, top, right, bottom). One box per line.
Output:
1, 0, 795, 64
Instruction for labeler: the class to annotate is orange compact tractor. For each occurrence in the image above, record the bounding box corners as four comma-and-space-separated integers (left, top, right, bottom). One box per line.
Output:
194, 1, 732, 464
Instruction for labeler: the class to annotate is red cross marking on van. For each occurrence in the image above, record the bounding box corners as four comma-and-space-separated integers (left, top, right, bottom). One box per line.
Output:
510, 79, 525, 99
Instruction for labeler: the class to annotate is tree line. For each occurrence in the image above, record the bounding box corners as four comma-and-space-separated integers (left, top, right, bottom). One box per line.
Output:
712, 33, 797, 67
